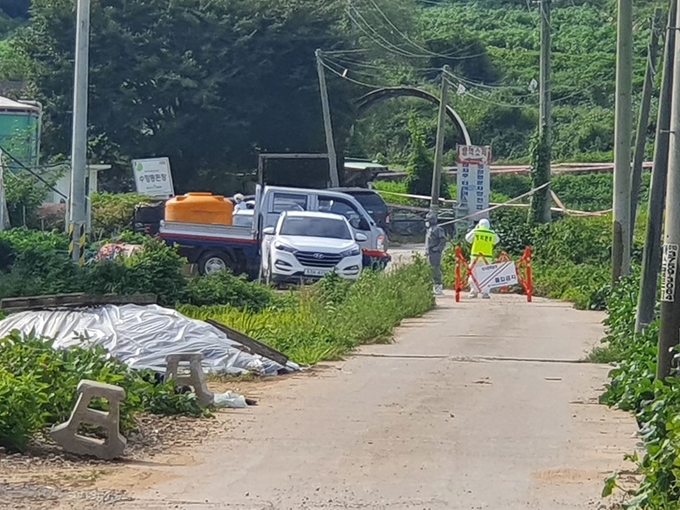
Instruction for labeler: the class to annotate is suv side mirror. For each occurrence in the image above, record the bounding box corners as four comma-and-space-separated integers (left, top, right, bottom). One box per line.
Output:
263, 227, 275, 235
355, 233, 368, 242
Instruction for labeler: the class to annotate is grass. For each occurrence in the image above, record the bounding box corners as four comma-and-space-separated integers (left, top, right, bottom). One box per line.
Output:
180, 259, 435, 365
586, 342, 627, 364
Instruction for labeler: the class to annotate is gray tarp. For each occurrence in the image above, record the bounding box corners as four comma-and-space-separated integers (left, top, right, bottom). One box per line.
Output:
0, 304, 298, 375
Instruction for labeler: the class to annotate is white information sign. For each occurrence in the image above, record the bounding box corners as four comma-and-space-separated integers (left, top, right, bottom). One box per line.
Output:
662, 243, 678, 302
457, 145, 491, 221
471, 261, 518, 292
132, 157, 175, 198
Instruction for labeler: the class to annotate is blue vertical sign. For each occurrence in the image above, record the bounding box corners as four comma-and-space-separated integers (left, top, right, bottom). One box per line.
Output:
457, 145, 491, 221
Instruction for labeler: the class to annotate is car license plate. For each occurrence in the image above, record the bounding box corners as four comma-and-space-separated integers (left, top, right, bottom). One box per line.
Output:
304, 268, 330, 277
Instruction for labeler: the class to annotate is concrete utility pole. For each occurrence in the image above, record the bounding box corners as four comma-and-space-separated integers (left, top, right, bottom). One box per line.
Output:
630, 9, 662, 239
0, 150, 6, 231
68, 0, 91, 265
315, 50, 340, 187
612, 0, 634, 282
657, 0, 680, 380
636, 0, 676, 335
537, 0, 552, 223
431, 65, 450, 211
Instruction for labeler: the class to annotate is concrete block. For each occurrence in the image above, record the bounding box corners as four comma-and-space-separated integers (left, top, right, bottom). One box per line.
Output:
166, 353, 214, 406
50, 379, 127, 460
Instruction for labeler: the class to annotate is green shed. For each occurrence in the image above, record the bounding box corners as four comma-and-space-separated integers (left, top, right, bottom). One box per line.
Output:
0, 96, 41, 172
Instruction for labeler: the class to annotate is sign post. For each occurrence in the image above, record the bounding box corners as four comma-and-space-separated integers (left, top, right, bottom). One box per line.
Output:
132, 157, 175, 199
456, 145, 491, 224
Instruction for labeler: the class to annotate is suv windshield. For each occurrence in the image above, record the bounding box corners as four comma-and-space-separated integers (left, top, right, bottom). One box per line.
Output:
280, 216, 352, 240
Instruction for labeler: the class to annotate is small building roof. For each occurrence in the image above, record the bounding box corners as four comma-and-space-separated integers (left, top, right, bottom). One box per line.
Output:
0, 96, 40, 113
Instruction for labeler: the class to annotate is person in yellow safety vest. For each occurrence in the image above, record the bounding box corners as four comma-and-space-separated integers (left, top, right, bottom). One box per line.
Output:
464, 218, 499, 299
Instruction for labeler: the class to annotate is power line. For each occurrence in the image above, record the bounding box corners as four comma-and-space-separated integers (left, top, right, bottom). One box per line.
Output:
323, 53, 440, 73
0, 143, 67, 198
364, 0, 485, 60
319, 58, 386, 89
443, 77, 537, 109
348, 7, 428, 59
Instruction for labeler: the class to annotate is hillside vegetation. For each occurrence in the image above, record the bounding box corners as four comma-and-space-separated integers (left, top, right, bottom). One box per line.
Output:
0, 0, 666, 195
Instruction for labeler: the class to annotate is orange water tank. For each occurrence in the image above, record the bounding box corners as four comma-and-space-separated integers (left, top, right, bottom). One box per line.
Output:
165, 192, 234, 225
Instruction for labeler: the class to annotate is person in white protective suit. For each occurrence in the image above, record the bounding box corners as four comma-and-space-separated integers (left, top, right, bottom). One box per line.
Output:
465, 218, 500, 299
233, 193, 248, 211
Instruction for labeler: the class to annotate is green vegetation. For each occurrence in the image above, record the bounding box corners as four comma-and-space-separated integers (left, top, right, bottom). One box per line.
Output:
0, 0, 665, 194
181, 260, 435, 364
0, 229, 274, 307
595, 274, 680, 509
91, 192, 152, 239
0, 332, 205, 452
439, 212, 615, 310
0, 224, 434, 452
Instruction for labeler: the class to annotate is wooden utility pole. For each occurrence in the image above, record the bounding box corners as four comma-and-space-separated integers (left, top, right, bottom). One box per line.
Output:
431, 66, 450, 211
612, 0, 634, 282
631, 9, 662, 238
537, 0, 552, 223
315, 49, 340, 187
657, 0, 680, 380
636, 0, 676, 335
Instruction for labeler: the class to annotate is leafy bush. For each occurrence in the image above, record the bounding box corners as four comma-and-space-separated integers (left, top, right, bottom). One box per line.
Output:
532, 215, 612, 266
91, 192, 151, 240
0, 332, 205, 452
0, 368, 49, 451
441, 212, 613, 309
183, 270, 276, 311
595, 272, 680, 508
404, 116, 449, 199
0, 234, 187, 305
180, 259, 435, 365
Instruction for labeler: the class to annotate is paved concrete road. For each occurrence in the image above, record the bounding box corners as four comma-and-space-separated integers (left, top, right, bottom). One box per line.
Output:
124, 294, 636, 510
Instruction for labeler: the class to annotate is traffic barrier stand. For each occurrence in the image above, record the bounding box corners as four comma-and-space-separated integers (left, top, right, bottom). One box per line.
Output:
454, 246, 533, 303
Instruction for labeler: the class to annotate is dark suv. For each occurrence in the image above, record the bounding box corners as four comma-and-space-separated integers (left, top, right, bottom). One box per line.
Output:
328, 188, 390, 231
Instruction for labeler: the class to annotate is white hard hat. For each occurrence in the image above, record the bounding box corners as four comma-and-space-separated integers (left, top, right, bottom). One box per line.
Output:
234, 193, 244, 202
479, 218, 491, 229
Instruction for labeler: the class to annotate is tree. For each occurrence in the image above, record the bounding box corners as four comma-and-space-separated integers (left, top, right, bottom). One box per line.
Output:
404, 114, 448, 198
0, 0, 29, 20
17, 0, 358, 192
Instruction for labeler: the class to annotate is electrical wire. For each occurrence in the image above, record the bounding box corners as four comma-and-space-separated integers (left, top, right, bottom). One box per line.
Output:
324, 53, 440, 72
325, 53, 539, 98
0, 144, 68, 198
364, 0, 486, 60
442, 68, 539, 98
319, 59, 386, 89
347, 7, 428, 58
443, 77, 537, 109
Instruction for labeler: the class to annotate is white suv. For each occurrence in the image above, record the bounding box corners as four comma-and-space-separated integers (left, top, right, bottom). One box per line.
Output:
261, 211, 365, 284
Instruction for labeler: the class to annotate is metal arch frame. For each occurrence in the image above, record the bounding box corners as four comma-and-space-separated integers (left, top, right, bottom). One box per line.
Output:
355, 86, 472, 146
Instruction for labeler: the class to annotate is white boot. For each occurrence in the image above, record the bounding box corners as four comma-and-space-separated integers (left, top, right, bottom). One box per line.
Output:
435, 285, 444, 296
482, 292, 491, 299
468, 290, 478, 299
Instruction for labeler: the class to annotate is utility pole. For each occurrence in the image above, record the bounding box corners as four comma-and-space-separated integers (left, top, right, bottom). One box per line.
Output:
68, 0, 91, 266
315, 49, 340, 187
0, 149, 6, 231
631, 9, 662, 239
431, 65, 450, 211
537, 0, 552, 223
637, 0, 677, 335
657, 0, 680, 380
612, 0, 634, 282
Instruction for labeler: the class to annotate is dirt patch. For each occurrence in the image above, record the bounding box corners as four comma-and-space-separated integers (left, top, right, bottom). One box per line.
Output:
0, 375, 291, 508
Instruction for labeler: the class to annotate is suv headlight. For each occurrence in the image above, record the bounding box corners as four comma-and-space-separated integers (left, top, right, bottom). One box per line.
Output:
340, 246, 361, 257
274, 242, 296, 253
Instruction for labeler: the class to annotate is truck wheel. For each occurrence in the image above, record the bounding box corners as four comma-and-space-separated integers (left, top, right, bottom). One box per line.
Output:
198, 252, 232, 275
